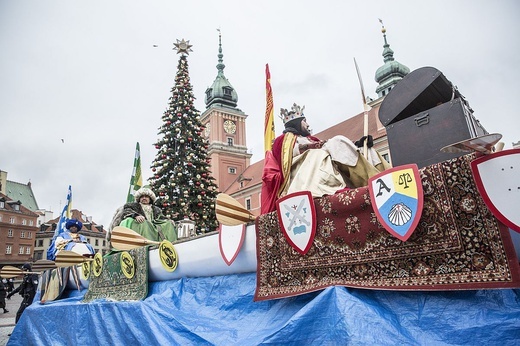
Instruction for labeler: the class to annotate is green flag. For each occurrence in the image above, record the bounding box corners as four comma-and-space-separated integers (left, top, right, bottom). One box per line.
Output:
126, 142, 142, 203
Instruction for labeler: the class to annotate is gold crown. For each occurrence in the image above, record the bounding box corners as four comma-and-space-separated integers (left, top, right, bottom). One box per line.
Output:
280, 103, 305, 124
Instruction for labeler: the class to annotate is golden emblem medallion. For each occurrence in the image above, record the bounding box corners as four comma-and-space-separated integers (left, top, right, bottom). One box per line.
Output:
81, 261, 91, 280
92, 252, 103, 277
159, 240, 178, 272
120, 251, 135, 279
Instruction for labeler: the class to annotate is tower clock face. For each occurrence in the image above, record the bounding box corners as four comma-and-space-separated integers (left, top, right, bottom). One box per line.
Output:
204, 123, 211, 137
223, 120, 236, 134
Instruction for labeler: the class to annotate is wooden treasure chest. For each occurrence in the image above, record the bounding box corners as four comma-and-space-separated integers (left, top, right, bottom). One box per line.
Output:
379, 66, 487, 168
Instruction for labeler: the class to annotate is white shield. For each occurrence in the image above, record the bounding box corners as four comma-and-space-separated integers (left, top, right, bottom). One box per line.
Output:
218, 223, 246, 265
471, 148, 520, 233
276, 191, 316, 255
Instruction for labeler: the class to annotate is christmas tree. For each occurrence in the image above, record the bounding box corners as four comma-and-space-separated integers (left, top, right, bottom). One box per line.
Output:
149, 39, 219, 234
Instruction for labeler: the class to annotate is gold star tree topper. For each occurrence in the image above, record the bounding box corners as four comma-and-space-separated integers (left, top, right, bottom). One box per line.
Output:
173, 39, 193, 55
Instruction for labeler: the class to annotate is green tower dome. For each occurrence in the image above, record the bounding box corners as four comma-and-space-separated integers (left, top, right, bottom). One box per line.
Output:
375, 24, 410, 98
204, 32, 238, 109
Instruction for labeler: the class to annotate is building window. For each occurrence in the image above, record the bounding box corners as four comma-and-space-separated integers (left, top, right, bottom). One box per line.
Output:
0, 215, 2, 222
27, 232, 32, 239
227, 137, 234, 146
9, 217, 15, 224
0, 201, 4, 208
6, 245, 12, 254
223, 86, 233, 99
26, 247, 31, 255
22, 219, 27, 225
19, 246, 24, 254
7, 229, 13, 237
37, 239, 43, 247
103, 240, 106, 247
245, 198, 251, 210
13, 204, 20, 211
20, 231, 25, 238
30, 220, 34, 226
95, 239, 99, 246
228, 167, 237, 174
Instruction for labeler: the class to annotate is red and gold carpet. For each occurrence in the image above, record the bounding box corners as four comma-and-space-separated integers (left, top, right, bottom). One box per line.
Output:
255, 154, 520, 301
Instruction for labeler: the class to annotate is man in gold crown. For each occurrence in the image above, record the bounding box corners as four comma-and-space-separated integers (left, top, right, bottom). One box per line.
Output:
261, 103, 391, 214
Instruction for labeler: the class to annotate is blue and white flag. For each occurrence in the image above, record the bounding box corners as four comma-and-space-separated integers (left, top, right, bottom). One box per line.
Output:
54, 185, 72, 238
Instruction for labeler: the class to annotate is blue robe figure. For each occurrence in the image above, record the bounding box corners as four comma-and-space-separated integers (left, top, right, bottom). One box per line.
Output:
53, 219, 95, 258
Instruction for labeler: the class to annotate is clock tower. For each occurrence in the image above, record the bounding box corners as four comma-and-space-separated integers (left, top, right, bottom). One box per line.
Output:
200, 32, 252, 192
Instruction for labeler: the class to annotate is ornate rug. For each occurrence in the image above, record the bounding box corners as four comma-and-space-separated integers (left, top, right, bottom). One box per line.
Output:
255, 154, 520, 301
83, 247, 148, 302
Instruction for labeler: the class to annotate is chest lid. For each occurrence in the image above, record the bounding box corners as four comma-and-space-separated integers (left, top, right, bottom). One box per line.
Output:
379, 66, 460, 126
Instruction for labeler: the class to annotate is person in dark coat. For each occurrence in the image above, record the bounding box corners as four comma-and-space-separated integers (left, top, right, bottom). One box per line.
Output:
7, 263, 39, 323
7, 278, 14, 293
0, 277, 9, 313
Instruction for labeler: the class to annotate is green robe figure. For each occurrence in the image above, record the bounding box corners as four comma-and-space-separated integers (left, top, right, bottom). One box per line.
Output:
120, 187, 177, 242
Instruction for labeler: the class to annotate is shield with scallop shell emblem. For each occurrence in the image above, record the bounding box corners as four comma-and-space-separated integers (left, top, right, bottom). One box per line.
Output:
369, 164, 423, 242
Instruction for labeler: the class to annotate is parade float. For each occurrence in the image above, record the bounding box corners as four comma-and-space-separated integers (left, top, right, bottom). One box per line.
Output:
3, 65, 520, 345
3, 147, 520, 345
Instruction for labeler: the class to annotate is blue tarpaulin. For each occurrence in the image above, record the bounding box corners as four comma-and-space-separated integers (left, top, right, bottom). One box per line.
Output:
8, 273, 520, 345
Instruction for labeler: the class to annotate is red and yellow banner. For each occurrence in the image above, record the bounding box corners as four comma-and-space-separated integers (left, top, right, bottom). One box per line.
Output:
264, 64, 275, 152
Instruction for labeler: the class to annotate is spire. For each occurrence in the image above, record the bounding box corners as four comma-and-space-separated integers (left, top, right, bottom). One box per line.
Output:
381, 23, 394, 64
374, 20, 410, 98
204, 29, 238, 109
216, 31, 225, 75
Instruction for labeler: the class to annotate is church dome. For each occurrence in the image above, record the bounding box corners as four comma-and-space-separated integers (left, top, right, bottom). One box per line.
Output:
205, 33, 238, 108
375, 25, 410, 97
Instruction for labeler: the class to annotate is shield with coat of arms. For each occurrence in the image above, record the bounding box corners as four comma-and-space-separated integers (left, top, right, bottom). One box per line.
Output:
276, 191, 316, 255
368, 164, 423, 242
471, 148, 520, 233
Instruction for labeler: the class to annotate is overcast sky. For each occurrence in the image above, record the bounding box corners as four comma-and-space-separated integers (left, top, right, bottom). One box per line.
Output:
1, 0, 518, 227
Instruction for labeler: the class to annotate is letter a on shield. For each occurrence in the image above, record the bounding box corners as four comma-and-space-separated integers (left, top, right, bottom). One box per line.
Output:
276, 191, 317, 255
368, 164, 423, 242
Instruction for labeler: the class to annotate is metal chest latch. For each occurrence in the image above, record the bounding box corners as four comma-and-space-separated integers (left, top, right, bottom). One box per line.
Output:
414, 113, 430, 127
